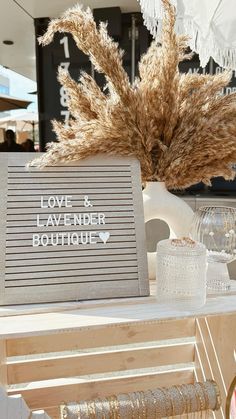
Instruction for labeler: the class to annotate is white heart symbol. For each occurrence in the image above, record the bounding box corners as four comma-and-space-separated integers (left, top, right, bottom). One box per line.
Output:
99, 232, 110, 244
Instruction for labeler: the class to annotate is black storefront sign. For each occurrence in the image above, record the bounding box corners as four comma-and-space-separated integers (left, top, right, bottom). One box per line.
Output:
35, 17, 91, 149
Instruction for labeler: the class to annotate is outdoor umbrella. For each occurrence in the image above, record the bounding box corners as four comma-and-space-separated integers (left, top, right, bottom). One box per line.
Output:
138, 0, 236, 70
0, 93, 31, 112
0, 112, 38, 140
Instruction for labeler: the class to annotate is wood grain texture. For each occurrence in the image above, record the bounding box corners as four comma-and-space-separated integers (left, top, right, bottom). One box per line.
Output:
2, 290, 236, 339
206, 313, 236, 392
6, 317, 195, 356
203, 313, 236, 419
7, 370, 194, 411
0, 153, 149, 305
2, 307, 234, 417
195, 317, 225, 419
7, 343, 194, 384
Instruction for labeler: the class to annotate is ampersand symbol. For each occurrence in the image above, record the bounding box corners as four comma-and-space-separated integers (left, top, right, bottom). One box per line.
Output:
84, 195, 93, 207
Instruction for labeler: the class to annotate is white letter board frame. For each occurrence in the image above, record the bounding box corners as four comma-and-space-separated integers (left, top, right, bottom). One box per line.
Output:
0, 153, 149, 305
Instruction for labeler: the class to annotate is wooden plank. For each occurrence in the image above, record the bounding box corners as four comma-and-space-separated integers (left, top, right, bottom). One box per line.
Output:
193, 342, 206, 383
7, 370, 194, 411
7, 343, 194, 384
206, 313, 236, 392
197, 318, 227, 396
2, 290, 236, 335
6, 318, 195, 356
0, 340, 7, 386
195, 318, 215, 380
193, 346, 224, 419
200, 314, 236, 419
195, 318, 225, 419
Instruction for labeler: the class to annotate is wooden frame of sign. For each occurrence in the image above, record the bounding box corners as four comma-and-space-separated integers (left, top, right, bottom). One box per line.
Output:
0, 153, 149, 305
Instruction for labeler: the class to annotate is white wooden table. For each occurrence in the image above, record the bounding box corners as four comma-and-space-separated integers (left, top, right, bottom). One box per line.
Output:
0, 280, 235, 419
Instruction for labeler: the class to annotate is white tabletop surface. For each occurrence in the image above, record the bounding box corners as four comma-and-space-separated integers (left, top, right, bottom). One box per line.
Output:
0, 281, 235, 339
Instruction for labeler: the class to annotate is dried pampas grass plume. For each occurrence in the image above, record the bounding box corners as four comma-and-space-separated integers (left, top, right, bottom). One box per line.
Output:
31, 0, 236, 189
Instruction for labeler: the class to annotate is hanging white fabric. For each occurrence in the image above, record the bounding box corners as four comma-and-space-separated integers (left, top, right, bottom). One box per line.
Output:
138, 0, 177, 37
138, 0, 236, 70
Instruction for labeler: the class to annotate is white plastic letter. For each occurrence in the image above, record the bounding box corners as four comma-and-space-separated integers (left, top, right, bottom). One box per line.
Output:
65, 196, 72, 207
40, 196, 48, 208
32, 234, 40, 247
98, 213, 105, 225
36, 214, 44, 227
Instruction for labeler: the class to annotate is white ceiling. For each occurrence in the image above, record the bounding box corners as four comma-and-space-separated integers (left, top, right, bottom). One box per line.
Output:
0, 0, 140, 81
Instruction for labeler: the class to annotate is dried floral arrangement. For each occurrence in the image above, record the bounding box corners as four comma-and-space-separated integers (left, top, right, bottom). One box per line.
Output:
31, 0, 236, 189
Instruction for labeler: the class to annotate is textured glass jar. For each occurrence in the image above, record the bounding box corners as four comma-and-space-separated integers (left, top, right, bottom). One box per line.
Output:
143, 181, 194, 280
156, 238, 207, 309
190, 206, 236, 291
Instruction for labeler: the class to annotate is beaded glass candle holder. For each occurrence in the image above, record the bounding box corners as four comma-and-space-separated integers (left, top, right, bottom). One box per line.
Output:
156, 238, 207, 309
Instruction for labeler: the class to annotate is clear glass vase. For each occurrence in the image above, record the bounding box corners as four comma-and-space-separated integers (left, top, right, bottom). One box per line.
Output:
190, 206, 236, 291
156, 238, 207, 309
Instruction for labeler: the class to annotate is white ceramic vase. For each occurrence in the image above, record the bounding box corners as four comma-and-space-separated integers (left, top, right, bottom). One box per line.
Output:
143, 182, 194, 279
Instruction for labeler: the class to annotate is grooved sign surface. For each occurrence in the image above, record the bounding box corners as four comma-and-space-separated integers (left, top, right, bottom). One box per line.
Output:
0, 154, 149, 305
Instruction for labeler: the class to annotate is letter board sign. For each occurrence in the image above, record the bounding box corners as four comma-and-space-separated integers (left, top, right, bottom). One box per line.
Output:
0, 154, 149, 305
